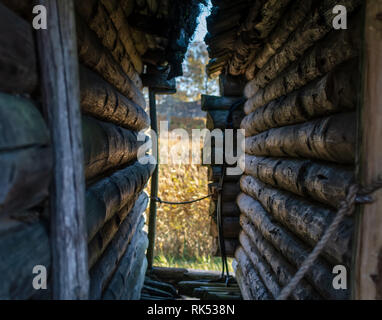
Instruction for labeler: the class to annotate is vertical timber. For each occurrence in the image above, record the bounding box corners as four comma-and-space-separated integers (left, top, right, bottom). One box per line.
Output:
147, 88, 159, 270
353, 0, 382, 300
36, 0, 89, 299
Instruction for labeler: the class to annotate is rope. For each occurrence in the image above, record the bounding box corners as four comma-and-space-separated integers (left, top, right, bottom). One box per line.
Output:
277, 177, 382, 300
150, 194, 214, 205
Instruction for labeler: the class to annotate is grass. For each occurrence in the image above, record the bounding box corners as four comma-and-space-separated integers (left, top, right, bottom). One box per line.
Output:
145, 117, 233, 272
154, 254, 234, 273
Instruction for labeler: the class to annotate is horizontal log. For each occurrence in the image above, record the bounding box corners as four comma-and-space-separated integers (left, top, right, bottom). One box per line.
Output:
102, 229, 148, 300
0, 94, 51, 215
123, 256, 147, 300
87, 193, 144, 269
86, 159, 154, 241
83, 116, 146, 181
144, 278, 178, 297
208, 166, 241, 183
76, 15, 146, 107
237, 192, 349, 299
242, 62, 358, 135
209, 182, 241, 202
0, 215, 50, 299
141, 284, 174, 299
209, 200, 240, 217
177, 281, 238, 296
245, 113, 356, 164
75, 0, 142, 88
240, 215, 321, 300
242, 155, 354, 208
250, 0, 361, 86
240, 175, 353, 266
151, 267, 222, 283
0, 3, 37, 94
100, 0, 144, 74
245, 15, 361, 113
228, 0, 291, 76
235, 246, 272, 300
218, 74, 246, 97
201, 95, 243, 111
232, 259, 253, 300
239, 231, 281, 298
212, 238, 239, 258
245, 0, 314, 80
89, 195, 148, 299
80, 66, 149, 131
206, 109, 245, 130
209, 217, 240, 239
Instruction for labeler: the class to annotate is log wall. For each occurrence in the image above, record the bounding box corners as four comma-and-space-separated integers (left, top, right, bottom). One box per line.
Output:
205, 0, 363, 300
0, 0, 154, 300
203, 74, 246, 257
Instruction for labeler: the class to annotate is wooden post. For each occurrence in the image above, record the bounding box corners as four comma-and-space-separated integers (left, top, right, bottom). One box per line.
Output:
147, 88, 158, 270
36, 0, 89, 299
353, 0, 382, 300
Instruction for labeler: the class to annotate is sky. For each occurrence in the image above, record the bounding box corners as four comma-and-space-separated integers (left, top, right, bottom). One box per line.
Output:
192, 0, 212, 43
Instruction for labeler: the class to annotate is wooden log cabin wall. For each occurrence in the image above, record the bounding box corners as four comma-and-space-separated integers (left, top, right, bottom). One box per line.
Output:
205, 0, 369, 300
0, 0, 203, 300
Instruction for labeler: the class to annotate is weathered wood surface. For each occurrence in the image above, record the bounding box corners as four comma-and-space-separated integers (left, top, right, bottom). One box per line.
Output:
245, 18, 361, 114
36, 0, 89, 300
0, 94, 51, 214
209, 217, 240, 239
248, 0, 361, 85
209, 182, 241, 202
76, 15, 145, 107
232, 259, 253, 300
235, 246, 271, 300
0, 3, 37, 94
86, 159, 154, 241
353, 0, 382, 300
240, 215, 321, 300
228, 0, 291, 76
0, 215, 50, 300
237, 193, 348, 299
102, 229, 148, 300
150, 267, 222, 283
245, 113, 356, 164
123, 256, 147, 300
75, 0, 142, 88
100, 0, 143, 74
209, 200, 240, 217
206, 109, 245, 130
80, 66, 149, 131
82, 116, 145, 181
239, 231, 281, 298
242, 63, 358, 135
87, 194, 140, 269
245, 0, 313, 80
1, 0, 32, 19
241, 155, 354, 208
201, 95, 243, 111
219, 74, 246, 97
212, 238, 239, 258
240, 175, 353, 266
208, 166, 241, 183
89, 194, 148, 299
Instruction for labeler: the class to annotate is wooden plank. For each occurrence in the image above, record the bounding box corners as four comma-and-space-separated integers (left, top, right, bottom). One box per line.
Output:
36, 0, 89, 300
0, 2, 37, 94
353, 0, 382, 300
